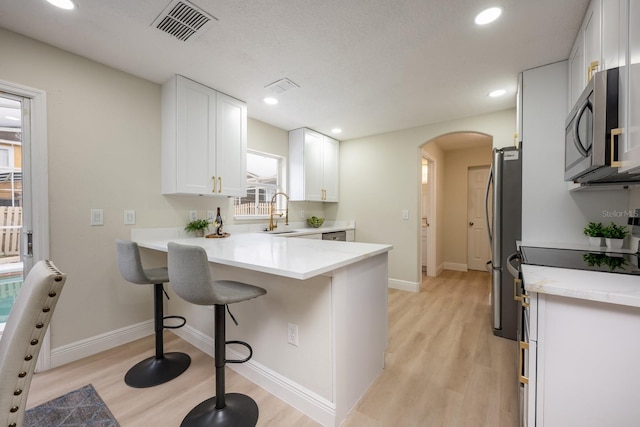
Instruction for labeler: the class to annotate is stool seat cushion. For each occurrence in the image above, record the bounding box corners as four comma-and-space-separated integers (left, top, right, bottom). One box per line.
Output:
143, 267, 170, 284
167, 242, 267, 306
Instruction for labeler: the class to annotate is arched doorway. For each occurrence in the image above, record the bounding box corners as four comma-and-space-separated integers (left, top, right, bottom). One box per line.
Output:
420, 132, 492, 277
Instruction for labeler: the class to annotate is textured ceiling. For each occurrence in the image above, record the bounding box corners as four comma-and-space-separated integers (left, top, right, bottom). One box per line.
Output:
0, 0, 589, 140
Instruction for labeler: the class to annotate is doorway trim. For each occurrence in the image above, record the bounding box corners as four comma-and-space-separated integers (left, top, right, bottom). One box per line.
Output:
422, 153, 436, 277
0, 79, 50, 370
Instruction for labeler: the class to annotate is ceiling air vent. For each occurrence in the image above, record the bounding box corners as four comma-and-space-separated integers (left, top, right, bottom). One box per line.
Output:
152, 0, 217, 42
264, 78, 300, 94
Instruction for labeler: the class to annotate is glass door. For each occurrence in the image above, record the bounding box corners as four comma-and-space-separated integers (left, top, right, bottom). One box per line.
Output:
0, 93, 24, 331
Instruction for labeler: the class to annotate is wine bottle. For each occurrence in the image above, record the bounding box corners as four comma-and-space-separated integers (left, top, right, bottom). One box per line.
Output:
215, 207, 223, 235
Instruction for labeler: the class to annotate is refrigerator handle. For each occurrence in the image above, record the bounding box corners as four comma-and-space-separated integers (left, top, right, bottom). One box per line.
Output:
492, 150, 503, 266
485, 166, 493, 246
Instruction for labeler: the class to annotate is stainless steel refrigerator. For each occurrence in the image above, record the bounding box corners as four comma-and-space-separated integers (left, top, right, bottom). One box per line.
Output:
485, 145, 522, 341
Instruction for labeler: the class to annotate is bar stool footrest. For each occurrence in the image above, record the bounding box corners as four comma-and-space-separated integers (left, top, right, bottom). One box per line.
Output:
225, 340, 252, 364
163, 315, 187, 329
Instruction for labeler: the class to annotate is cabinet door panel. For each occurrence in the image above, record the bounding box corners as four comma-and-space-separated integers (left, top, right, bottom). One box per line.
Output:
216, 93, 247, 197
178, 80, 216, 194
304, 130, 324, 201
569, 39, 585, 110
322, 137, 339, 202
620, 0, 640, 172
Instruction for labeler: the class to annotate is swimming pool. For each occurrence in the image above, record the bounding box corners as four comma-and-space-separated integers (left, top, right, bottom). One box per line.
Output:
0, 274, 23, 323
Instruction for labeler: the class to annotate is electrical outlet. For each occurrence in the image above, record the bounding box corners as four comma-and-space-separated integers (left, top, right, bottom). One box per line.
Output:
90, 209, 104, 226
123, 210, 136, 225
189, 210, 198, 221
299, 210, 305, 219
207, 211, 215, 222
287, 323, 299, 346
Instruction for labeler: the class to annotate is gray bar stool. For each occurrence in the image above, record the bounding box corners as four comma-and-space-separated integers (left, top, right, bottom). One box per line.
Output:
116, 239, 191, 388
167, 242, 267, 427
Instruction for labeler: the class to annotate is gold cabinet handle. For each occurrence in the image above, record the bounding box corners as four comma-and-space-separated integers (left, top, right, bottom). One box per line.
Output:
218, 177, 222, 193
513, 279, 522, 302
514, 278, 529, 307
519, 341, 529, 385
211, 176, 216, 193
587, 60, 599, 82
610, 128, 623, 168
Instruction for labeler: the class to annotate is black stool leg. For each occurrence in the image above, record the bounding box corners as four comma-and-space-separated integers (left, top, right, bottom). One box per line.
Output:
180, 304, 258, 427
125, 283, 191, 388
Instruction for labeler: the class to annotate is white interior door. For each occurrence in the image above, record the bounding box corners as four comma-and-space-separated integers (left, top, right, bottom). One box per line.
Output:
467, 166, 490, 271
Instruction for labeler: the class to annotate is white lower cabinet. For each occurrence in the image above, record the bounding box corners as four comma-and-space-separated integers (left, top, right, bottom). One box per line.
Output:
527, 292, 640, 426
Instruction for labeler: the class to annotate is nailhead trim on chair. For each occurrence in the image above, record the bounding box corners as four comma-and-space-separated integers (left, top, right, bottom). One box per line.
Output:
2, 261, 67, 427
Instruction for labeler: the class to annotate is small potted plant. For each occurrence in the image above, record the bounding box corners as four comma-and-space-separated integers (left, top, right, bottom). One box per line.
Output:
185, 218, 211, 237
602, 222, 628, 250
583, 221, 605, 247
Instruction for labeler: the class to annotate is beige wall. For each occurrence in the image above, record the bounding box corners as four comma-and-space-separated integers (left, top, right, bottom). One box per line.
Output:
441, 144, 492, 266
336, 109, 515, 286
0, 28, 310, 349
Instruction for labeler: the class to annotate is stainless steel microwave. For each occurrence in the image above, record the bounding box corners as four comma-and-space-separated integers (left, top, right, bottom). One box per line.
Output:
565, 67, 621, 183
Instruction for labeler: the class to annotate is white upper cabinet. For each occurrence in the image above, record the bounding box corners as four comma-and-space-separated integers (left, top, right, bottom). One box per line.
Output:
601, 0, 623, 70
567, 0, 627, 111
161, 75, 246, 196
618, 0, 640, 172
289, 128, 339, 202
568, 0, 601, 109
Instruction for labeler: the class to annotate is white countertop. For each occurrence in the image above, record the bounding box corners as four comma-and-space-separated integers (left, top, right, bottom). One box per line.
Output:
522, 264, 640, 308
134, 232, 392, 280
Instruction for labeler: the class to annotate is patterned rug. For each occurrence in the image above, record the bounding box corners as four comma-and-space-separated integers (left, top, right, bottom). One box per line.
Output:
25, 384, 120, 427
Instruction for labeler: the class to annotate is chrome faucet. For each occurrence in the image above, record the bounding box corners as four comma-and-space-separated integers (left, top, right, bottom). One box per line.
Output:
268, 192, 289, 231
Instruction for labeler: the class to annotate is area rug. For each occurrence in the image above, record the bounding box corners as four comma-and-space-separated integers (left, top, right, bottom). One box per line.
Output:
24, 384, 120, 427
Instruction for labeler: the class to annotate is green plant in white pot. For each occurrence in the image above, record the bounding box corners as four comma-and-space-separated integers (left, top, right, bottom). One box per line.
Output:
185, 218, 210, 237
583, 221, 605, 247
602, 222, 628, 250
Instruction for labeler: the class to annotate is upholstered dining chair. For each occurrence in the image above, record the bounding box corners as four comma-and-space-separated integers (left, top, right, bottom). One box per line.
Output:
167, 242, 267, 427
0, 260, 67, 427
115, 239, 191, 388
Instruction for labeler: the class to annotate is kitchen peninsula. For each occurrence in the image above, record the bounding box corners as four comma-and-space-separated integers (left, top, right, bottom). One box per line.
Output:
132, 229, 392, 427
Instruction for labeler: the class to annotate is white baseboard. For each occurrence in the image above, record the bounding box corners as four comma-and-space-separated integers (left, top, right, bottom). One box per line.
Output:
387, 278, 420, 292
172, 325, 337, 426
50, 320, 153, 368
443, 262, 468, 272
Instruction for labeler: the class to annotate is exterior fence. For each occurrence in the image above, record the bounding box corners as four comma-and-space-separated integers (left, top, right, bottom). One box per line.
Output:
234, 202, 270, 217
0, 207, 21, 258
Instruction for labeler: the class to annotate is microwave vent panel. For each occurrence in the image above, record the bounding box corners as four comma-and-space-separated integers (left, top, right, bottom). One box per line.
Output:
152, 0, 217, 42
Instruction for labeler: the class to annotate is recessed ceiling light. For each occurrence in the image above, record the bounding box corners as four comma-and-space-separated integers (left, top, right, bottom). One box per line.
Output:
263, 97, 278, 105
488, 89, 506, 97
45, 0, 76, 10
331, 128, 342, 134
475, 7, 502, 25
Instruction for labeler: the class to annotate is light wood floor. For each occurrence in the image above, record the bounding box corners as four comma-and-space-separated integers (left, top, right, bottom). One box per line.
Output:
27, 270, 518, 426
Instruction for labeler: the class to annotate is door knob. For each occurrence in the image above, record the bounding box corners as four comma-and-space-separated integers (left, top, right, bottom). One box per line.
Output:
469, 222, 474, 226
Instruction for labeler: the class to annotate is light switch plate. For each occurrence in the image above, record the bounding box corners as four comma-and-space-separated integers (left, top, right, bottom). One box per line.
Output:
124, 210, 136, 225
189, 210, 198, 221
207, 211, 215, 222
90, 209, 104, 226
402, 210, 409, 220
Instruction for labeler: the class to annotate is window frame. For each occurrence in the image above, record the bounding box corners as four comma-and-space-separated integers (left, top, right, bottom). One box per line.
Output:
234, 149, 286, 220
